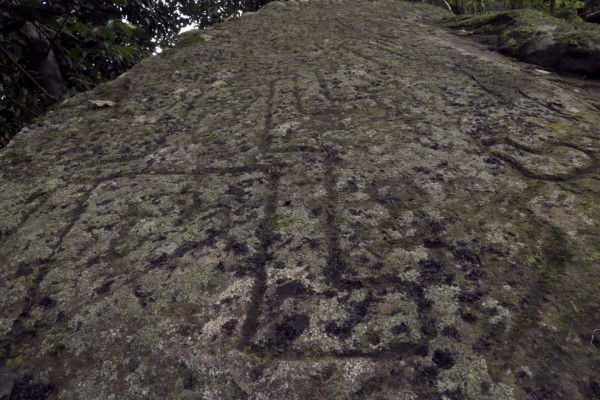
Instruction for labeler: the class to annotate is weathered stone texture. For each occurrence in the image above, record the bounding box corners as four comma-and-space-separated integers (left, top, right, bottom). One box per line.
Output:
1, 0, 599, 398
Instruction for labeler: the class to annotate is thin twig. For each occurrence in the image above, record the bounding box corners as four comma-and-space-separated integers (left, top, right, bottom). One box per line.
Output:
585, 9, 600, 21
467, 72, 508, 102
4, 92, 42, 116
592, 329, 599, 345
469, 73, 492, 93
438, 0, 453, 12
39, 23, 77, 69
0, 42, 58, 101
517, 88, 579, 121
41, 2, 73, 60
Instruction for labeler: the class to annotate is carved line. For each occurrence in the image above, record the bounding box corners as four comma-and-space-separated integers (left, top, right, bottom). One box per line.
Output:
313, 69, 333, 102
370, 40, 417, 62
489, 138, 598, 182
0, 182, 99, 361
0, 184, 64, 241
517, 88, 579, 121
464, 117, 598, 182
499, 206, 573, 367
238, 81, 280, 350
341, 45, 391, 69
243, 147, 438, 376
292, 77, 307, 115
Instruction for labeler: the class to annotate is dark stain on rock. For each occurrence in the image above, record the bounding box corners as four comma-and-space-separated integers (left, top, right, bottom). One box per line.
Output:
226, 185, 248, 199
432, 349, 456, 369
8, 373, 54, 400
421, 320, 438, 338
38, 297, 55, 309
249, 365, 265, 382
95, 280, 114, 295
451, 244, 482, 267
228, 241, 249, 256
14, 263, 34, 278
127, 359, 140, 372
461, 311, 478, 323
589, 380, 600, 398
177, 363, 197, 390
304, 237, 321, 250
442, 388, 465, 400
324, 321, 351, 338
423, 238, 446, 249
390, 323, 409, 335
264, 314, 310, 353
132, 285, 152, 307
0, 324, 30, 362
418, 258, 446, 285
523, 385, 560, 400
221, 319, 238, 336
429, 219, 447, 234
324, 291, 375, 339
414, 364, 438, 387
149, 252, 168, 268
354, 376, 386, 397
474, 337, 493, 352
442, 326, 460, 339
457, 289, 486, 303
466, 269, 486, 281
365, 329, 381, 346
413, 166, 431, 174
269, 281, 311, 310
55, 311, 67, 323
484, 155, 503, 165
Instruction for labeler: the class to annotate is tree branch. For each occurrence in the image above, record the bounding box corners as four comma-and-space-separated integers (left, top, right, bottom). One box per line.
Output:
3, 92, 42, 116
439, 0, 453, 12
41, 6, 72, 60
0, 42, 58, 101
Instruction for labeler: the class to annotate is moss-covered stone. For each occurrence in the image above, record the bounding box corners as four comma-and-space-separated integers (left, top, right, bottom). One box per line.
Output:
445, 9, 600, 75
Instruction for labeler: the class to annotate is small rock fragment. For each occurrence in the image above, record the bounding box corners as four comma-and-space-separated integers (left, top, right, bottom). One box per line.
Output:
89, 100, 116, 108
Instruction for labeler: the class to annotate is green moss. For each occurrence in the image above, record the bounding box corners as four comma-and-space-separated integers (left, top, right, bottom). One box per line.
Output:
49, 342, 66, 358
505, 38, 517, 48
43, 131, 59, 143
5, 355, 24, 367
175, 31, 214, 49
1, 151, 30, 165
269, 214, 296, 231
25, 265, 42, 286
239, 346, 265, 362
73, 177, 95, 185
203, 132, 218, 143
507, 181, 545, 210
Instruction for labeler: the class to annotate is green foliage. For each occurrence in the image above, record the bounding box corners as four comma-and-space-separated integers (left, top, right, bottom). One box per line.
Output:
549, 0, 585, 20
0, 0, 273, 147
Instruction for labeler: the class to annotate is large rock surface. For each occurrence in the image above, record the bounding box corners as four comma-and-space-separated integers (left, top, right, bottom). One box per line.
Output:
1, 0, 599, 398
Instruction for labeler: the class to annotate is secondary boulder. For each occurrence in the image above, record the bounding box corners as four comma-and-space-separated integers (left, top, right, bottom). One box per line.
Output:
446, 9, 600, 75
